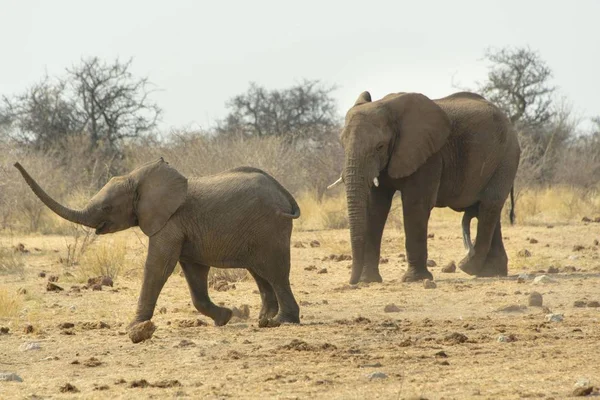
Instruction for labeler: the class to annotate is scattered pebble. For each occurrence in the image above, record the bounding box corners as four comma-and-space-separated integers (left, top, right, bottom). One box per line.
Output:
423, 279, 437, 289
547, 266, 559, 274
158, 307, 167, 314
48, 275, 59, 282
128, 321, 156, 343
0, 372, 23, 382
293, 242, 305, 248
426, 260, 437, 267
309, 240, 320, 248
383, 304, 401, 313
174, 339, 196, 348
367, 372, 388, 380
533, 275, 555, 285
497, 304, 527, 312
497, 334, 518, 343
587, 301, 600, 308
0, 327, 9, 334
19, 342, 41, 351
528, 292, 543, 307
46, 282, 64, 292
517, 249, 532, 258
574, 300, 587, 308
441, 261, 456, 273
573, 386, 594, 397
304, 265, 317, 271
572, 245, 585, 252
545, 313, 564, 323
529, 238, 538, 244
59, 383, 79, 393
58, 322, 75, 329
444, 332, 468, 345
23, 324, 34, 334
317, 268, 328, 274
38, 271, 46, 278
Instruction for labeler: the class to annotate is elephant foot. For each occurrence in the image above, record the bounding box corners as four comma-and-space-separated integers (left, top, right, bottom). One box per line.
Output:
213, 307, 233, 327
401, 268, 433, 282
258, 312, 300, 328
258, 304, 279, 321
477, 252, 508, 278
359, 269, 383, 283
458, 254, 484, 276
127, 319, 148, 330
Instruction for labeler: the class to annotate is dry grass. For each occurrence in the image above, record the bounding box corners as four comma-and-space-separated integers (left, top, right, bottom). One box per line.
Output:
0, 288, 22, 318
295, 190, 348, 231
78, 238, 128, 281
516, 186, 600, 224
0, 244, 25, 276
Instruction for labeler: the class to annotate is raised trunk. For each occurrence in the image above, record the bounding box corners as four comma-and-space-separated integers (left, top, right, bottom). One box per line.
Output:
14, 163, 96, 228
345, 162, 368, 285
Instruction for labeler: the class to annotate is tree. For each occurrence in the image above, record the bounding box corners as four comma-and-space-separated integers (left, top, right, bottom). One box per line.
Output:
0, 57, 161, 151
218, 79, 338, 140
476, 46, 556, 129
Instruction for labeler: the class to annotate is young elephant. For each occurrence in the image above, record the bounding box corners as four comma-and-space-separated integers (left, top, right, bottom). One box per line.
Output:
14, 158, 301, 327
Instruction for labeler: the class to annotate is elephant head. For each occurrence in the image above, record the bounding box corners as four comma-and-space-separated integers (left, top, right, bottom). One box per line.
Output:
338, 91, 451, 284
14, 158, 188, 237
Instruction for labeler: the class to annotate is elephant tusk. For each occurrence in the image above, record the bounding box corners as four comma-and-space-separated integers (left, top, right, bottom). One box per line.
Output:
327, 176, 343, 190
373, 177, 379, 187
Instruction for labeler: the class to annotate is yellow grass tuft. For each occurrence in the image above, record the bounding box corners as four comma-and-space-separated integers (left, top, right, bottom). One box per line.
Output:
0, 288, 22, 318
78, 238, 127, 281
0, 245, 25, 276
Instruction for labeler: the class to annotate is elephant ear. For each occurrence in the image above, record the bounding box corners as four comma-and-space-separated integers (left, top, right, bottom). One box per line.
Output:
354, 91, 372, 106
132, 158, 188, 236
386, 93, 451, 179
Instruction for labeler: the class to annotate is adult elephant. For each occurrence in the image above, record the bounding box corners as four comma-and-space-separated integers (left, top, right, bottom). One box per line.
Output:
330, 91, 520, 284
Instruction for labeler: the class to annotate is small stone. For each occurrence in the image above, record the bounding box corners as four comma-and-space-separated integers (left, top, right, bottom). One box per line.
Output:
379, 257, 389, 264
367, 372, 388, 380
158, 307, 167, 314
23, 324, 34, 334
582, 216, 592, 222
17, 288, 27, 295
427, 233, 435, 239
293, 242, 305, 248
317, 268, 328, 274
497, 334, 518, 343
426, 260, 437, 267
497, 304, 527, 312
529, 238, 538, 244
46, 282, 64, 292
574, 300, 587, 308
573, 386, 594, 397
174, 339, 196, 348
594, 239, 599, 246
441, 261, 456, 273
533, 275, 555, 285
434, 351, 448, 358
563, 266, 577, 272
38, 271, 46, 278
0, 327, 9, 334
310, 240, 320, 248
0, 372, 23, 382
232, 304, 250, 319
547, 266, 559, 274
573, 245, 585, 252
48, 275, 59, 282
304, 265, 317, 271
545, 313, 564, 323
528, 292, 543, 307
58, 322, 75, 329
517, 249, 532, 258
19, 342, 41, 351
383, 304, 401, 313
444, 332, 468, 344
91, 284, 103, 291
587, 301, 600, 308
83, 357, 102, 367
59, 383, 79, 393
128, 321, 156, 343
423, 279, 437, 289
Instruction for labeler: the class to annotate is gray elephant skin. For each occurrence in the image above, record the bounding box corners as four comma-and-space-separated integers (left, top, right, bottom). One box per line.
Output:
333, 91, 520, 284
14, 158, 301, 327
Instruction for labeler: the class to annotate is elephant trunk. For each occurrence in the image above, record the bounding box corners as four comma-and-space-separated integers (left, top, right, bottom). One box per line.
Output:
345, 159, 368, 285
14, 162, 97, 228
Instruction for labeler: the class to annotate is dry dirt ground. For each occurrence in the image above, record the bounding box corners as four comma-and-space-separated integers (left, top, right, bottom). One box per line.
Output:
2, 212, 600, 399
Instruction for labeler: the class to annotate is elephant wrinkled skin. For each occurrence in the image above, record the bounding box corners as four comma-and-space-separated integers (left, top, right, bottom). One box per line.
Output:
335, 91, 520, 284
14, 159, 301, 328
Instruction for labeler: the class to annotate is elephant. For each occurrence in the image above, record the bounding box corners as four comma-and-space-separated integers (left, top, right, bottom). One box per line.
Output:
330, 91, 520, 284
14, 158, 301, 327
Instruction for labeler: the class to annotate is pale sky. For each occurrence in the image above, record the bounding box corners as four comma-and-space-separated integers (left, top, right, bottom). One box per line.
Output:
1, 0, 598, 132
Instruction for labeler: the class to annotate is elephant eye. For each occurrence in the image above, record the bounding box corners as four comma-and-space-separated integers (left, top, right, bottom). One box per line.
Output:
101, 205, 112, 212
376, 143, 385, 152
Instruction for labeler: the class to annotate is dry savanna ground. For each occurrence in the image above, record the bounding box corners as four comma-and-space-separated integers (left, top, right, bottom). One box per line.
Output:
2, 190, 600, 399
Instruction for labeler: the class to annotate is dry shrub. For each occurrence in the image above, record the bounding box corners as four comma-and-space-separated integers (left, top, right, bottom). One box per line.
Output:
0, 244, 25, 276
78, 238, 127, 281
0, 288, 22, 318
516, 186, 600, 224
295, 190, 347, 231
59, 225, 97, 268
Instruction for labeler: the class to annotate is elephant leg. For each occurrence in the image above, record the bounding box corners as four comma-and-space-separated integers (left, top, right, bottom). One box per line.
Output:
458, 201, 502, 276
251, 248, 299, 325
249, 270, 279, 320
479, 219, 508, 277
361, 186, 395, 283
180, 261, 233, 326
130, 235, 182, 328
400, 200, 434, 282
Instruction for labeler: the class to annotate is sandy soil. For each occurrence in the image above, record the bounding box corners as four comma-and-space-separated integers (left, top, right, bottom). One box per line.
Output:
1, 213, 600, 399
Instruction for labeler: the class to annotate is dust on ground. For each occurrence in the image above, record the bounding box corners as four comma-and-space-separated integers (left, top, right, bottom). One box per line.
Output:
1, 214, 600, 399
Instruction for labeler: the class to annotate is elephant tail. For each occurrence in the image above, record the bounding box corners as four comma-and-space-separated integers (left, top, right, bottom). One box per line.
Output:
509, 186, 516, 225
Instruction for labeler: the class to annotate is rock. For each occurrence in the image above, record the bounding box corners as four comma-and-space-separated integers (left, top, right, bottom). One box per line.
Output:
582, 216, 592, 222
423, 279, 437, 289
497, 334, 518, 343
128, 321, 156, 343
529, 238, 539, 244
317, 268, 328, 274
563, 266, 577, 272
587, 301, 600, 308
48, 275, 59, 282
23, 324, 34, 334
517, 249, 532, 258
573, 245, 585, 251
532, 275, 555, 285
426, 260, 437, 267
427, 233, 435, 239
174, 339, 196, 348
46, 282, 64, 292
0, 372, 23, 382
383, 304, 401, 313
434, 351, 448, 358
38, 271, 46, 278
380, 257, 389, 264
545, 313, 564, 323
158, 307, 167, 314
547, 266, 559, 274
91, 284, 103, 291
528, 291, 543, 307
309, 240, 320, 248
19, 342, 41, 351
367, 372, 388, 380
441, 261, 456, 273
0, 327, 9, 334
81, 321, 110, 330
573, 386, 594, 397
594, 239, 600, 246
59, 383, 79, 393
444, 332, 468, 345
304, 265, 317, 271
293, 241, 305, 248
83, 357, 102, 367
574, 300, 587, 308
